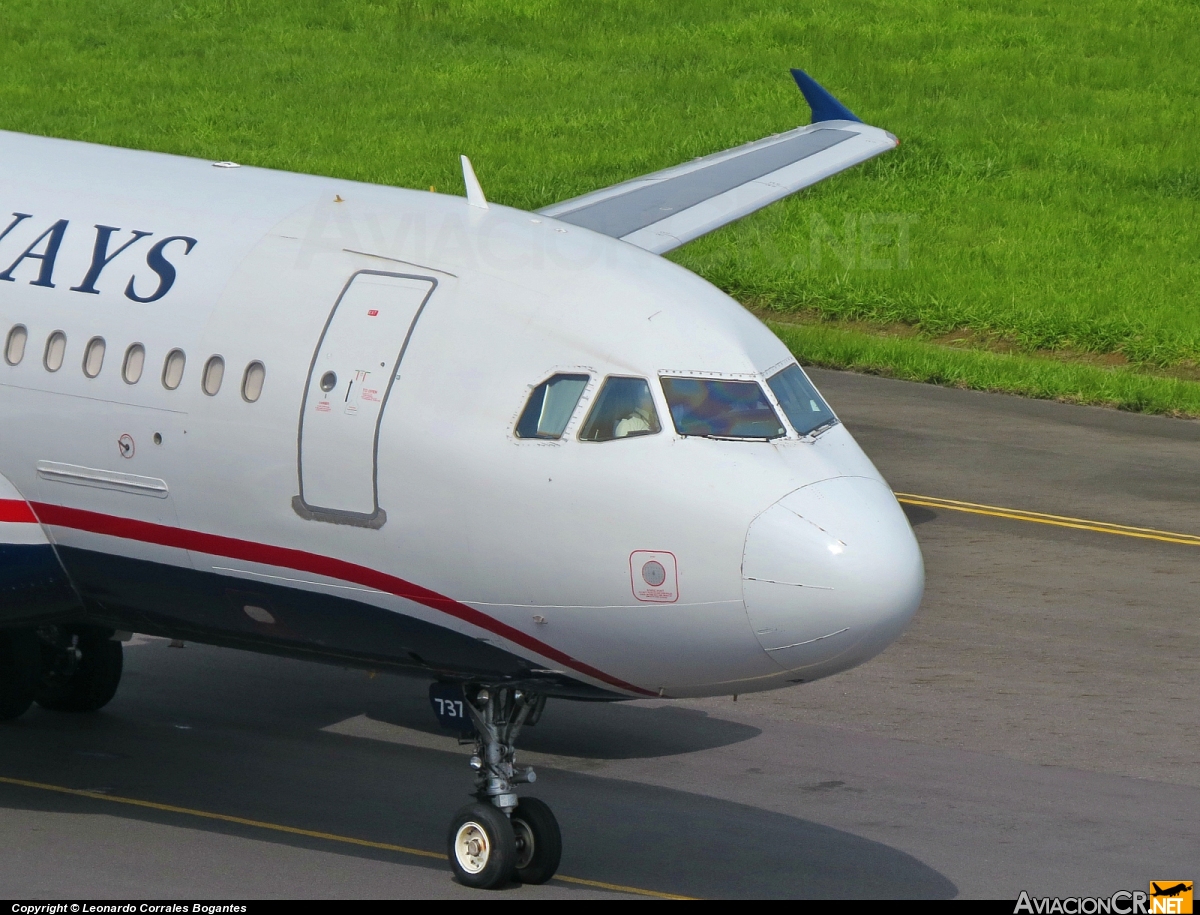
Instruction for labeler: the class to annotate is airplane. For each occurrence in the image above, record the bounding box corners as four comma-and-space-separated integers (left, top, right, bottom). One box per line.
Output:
0, 69, 922, 888
1151, 884, 1192, 898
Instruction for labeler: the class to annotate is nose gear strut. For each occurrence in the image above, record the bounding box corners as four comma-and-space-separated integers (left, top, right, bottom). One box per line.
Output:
464, 686, 542, 810
444, 685, 561, 889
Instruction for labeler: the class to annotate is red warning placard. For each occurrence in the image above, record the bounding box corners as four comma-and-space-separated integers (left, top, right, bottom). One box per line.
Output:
630, 550, 678, 603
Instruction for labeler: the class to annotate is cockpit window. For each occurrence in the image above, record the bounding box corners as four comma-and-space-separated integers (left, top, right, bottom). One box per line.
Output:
516, 373, 589, 439
579, 376, 661, 442
767, 364, 837, 436
660, 377, 785, 439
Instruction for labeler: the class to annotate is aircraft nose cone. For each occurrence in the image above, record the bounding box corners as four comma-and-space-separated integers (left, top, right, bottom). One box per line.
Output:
742, 476, 924, 676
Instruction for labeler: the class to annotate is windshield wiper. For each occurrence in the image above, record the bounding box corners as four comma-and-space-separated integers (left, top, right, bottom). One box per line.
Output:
801, 419, 840, 438
685, 433, 782, 442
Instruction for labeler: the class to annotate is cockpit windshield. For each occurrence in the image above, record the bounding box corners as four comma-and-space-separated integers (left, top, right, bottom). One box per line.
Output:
516, 373, 589, 439
579, 376, 662, 442
660, 377, 786, 439
766, 364, 837, 436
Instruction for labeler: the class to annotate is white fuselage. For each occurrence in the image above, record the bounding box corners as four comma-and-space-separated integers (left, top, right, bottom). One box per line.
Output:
0, 130, 923, 700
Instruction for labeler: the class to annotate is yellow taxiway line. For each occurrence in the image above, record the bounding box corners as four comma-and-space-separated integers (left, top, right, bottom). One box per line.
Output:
0, 774, 692, 899
894, 493, 1200, 547
554, 874, 692, 899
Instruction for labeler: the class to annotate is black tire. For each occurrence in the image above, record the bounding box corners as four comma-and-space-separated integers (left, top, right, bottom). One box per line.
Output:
511, 797, 562, 885
0, 629, 38, 721
447, 802, 517, 889
34, 629, 123, 712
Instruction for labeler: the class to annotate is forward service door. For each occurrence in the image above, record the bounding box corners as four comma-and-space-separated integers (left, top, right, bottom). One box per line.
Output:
294, 270, 437, 527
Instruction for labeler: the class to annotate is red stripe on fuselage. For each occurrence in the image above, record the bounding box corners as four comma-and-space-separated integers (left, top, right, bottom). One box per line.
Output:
0, 499, 38, 523
30, 502, 653, 696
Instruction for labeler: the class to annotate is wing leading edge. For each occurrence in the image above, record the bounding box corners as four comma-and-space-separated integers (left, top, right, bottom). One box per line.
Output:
538, 70, 898, 255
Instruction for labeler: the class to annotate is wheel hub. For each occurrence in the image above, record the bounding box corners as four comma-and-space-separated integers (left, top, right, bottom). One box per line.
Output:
512, 818, 535, 870
454, 822, 491, 874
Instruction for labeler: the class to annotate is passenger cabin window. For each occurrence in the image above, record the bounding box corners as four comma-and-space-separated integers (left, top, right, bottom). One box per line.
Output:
767, 364, 837, 436
44, 331, 66, 372
516, 373, 589, 439
242, 361, 266, 403
123, 344, 145, 384
162, 349, 186, 390
82, 337, 106, 378
202, 355, 225, 396
5, 325, 27, 366
579, 376, 661, 442
660, 377, 785, 439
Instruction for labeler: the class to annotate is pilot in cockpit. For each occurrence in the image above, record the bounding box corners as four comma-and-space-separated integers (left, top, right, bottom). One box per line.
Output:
580, 376, 661, 442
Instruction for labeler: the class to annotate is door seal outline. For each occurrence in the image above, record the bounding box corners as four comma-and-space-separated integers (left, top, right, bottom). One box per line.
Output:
291, 496, 387, 529
293, 269, 438, 528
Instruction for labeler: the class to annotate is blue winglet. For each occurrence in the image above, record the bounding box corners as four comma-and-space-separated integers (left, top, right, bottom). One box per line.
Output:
790, 69, 861, 124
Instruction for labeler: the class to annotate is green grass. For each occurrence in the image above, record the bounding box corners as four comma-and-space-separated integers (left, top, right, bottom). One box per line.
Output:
1, 0, 1197, 411
771, 320, 1200, 417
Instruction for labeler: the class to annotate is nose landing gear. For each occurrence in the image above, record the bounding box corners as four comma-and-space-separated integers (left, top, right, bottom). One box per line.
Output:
445, 686, 562, 889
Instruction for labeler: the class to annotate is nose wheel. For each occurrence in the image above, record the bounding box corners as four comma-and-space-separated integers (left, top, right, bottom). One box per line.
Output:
510, 796, 562, 885
448, 802, 517, 889
445, 686, 562, 889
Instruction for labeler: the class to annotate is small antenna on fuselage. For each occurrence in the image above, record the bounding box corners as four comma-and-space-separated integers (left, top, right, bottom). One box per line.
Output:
460, 155, 488, 209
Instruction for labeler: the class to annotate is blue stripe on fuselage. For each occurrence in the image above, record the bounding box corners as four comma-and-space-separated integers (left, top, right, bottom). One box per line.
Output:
53, 547, 615, 699
0, 543, 81, 626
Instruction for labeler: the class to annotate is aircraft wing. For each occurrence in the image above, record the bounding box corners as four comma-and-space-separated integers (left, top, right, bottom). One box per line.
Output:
537, 70, 898, 255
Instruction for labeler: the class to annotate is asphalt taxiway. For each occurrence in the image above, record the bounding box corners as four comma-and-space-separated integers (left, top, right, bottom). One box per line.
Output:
1, 369, 1197, 898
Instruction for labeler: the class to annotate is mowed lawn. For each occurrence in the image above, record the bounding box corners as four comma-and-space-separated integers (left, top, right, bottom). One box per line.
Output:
1, 0, 1198, 410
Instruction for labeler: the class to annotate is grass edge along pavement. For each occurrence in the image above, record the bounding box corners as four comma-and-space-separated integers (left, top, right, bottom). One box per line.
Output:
0, 1, 1195, 417
770, 319, 1200, 419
